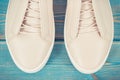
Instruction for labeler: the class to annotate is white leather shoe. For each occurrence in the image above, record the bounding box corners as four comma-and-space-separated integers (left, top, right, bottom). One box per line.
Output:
5, 0, 55, 73
64, 0, 114, 74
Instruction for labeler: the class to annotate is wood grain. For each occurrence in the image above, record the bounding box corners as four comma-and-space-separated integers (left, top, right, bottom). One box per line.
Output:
0, 42, 94, 80
0, 0, 120, 80
1, 42, 120, 80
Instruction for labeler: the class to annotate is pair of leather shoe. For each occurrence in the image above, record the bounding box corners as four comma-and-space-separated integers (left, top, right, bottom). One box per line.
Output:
5, 0, 114, 74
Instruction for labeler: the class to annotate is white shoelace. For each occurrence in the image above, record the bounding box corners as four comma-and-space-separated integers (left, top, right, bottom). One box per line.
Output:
20, 0, 41, 33
77, 0, 99, 37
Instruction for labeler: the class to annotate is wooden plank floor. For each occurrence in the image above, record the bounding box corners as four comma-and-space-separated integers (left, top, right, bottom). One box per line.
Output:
1, 42, 120, 80
0, 0, 120, 80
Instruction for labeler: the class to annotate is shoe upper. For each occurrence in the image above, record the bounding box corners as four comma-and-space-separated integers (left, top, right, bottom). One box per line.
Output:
65, 0, 114, 74
5, 0, 54, 73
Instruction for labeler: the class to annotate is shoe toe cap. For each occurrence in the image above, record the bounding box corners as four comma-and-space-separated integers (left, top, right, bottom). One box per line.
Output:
68, 34, 108, 74
8, 35, 52, 73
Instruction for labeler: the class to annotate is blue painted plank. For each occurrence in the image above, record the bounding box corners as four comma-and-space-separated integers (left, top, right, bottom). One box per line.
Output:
110, 0, 120, 41
0, 0, 120, 80
107, 42, 120, 63
0, 42, 94, 80
1, 42, 120, 65
96, 64, 120, 80
1, 42, 120, 80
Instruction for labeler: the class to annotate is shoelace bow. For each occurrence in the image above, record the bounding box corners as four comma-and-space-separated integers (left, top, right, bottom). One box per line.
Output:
20, 0, 41, 33
77, 0, 99, 37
